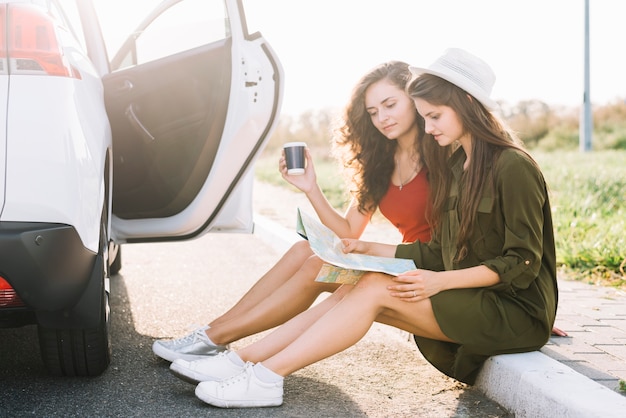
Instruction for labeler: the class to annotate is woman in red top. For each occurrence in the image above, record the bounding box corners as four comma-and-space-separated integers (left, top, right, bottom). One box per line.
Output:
153, 61, 441, 364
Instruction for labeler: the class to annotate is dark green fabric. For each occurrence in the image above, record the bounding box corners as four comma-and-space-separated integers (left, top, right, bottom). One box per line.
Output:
396, 147, 558, 384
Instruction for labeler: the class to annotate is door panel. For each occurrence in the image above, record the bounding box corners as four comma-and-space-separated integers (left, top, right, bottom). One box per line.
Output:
104, 40, 232, 219
102, 0, 283, 243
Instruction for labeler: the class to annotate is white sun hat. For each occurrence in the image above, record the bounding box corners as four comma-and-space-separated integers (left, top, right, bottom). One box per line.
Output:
409, 48, 498, 110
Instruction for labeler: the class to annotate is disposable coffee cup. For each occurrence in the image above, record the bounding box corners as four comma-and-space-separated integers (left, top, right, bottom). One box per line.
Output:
283, 142, 306, 175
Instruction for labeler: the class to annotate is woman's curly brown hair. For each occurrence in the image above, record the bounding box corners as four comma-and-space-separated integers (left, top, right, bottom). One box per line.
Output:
331, 61, 429, 214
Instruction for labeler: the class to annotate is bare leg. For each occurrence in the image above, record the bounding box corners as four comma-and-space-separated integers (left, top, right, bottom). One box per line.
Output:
236, 284, 353, 362
250, 272, 451, 376
208, 240, 314, 328
207, 254, 340, 345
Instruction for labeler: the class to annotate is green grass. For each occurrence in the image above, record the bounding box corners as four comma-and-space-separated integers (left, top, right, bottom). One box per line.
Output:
533, 150, 626, 287
256, 149, 626, 288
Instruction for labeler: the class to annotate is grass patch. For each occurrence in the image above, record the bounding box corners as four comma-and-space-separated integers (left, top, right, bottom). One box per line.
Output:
534, 150, 626, 288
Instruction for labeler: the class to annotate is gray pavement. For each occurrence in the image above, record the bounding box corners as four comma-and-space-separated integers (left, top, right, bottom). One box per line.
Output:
5, 231, 509, 417
543, 279, 626, 391
252, 179, 626, 417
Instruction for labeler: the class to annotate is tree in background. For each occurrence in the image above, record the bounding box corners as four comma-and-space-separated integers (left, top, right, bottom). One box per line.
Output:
267, 99, 626, 153
265, 107, 340, 159
593, 99, 626, 149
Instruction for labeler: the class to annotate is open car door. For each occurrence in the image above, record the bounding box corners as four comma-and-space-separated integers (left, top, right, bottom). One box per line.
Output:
103, 0, 283, 243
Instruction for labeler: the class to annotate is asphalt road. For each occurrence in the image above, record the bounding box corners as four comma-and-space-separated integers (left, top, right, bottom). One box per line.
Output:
0, 232, 510, 417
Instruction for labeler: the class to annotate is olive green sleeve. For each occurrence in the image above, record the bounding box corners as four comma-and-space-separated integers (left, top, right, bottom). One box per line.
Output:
395, 238, 446, 271
481, 151, 548, 290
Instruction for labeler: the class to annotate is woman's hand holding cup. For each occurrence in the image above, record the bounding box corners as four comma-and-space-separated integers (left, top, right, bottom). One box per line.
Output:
283, 142, 306, 175
279, 143, 316, 193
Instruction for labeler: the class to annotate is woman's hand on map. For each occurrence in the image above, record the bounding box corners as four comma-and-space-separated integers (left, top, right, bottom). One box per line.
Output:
340, 239, 398, 258
339, 238, 368, 254
387, 269, 443, 301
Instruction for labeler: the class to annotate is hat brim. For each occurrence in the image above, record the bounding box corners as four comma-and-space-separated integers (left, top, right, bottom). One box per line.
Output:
409, 66, 498, 110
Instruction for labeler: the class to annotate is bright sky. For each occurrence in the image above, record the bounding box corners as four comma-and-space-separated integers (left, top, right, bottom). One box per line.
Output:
97, 0, 625, 116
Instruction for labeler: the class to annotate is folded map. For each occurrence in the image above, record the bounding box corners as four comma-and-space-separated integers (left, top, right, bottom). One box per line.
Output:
295, 208, 416, 284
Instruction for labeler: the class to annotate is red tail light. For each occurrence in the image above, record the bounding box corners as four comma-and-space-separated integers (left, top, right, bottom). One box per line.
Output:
0, 276, 26, 308
3, 3, 80, 78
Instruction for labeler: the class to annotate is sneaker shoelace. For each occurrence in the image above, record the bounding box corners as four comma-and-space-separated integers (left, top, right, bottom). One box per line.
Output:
169, 328, 206, 347
219, 363, 253, 388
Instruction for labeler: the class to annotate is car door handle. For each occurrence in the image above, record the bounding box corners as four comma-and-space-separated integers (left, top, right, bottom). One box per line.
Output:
125, 104, 155, 143
116, 79, 134, 93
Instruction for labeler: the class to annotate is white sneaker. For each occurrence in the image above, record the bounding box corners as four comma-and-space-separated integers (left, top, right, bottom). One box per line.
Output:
152, 326, 228, 362
170, 351, 244, 384
195, 364, 283, 408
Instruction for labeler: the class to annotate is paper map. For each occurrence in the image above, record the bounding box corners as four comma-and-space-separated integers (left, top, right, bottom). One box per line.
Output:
295, 209, 416, 284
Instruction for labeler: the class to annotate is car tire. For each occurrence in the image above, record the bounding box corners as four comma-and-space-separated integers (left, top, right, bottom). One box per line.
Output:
37, 205, 112, 377
37, 289, 110, 376
110, 245, 122, 275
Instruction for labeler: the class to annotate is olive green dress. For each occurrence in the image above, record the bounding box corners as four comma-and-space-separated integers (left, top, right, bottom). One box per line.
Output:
395, 148, 558, 385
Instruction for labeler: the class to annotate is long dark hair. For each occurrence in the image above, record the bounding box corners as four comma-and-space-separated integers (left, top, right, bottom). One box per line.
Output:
407, 73, 533, 261
332, 61, 432, 213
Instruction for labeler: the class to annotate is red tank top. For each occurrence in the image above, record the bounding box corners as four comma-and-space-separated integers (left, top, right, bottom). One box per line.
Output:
378, 168, 431, 243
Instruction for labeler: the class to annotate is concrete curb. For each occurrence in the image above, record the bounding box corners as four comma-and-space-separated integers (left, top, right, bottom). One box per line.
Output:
253, 213, 626, 417
475, 352, 626, 417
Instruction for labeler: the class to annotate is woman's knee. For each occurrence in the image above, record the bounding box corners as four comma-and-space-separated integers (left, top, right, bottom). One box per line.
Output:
300, 253, 325, 275
354, 272, 391, 290
348, 272, 394, 301
279, 241, 315, 270
289, 256, 339, 293
288, 240, 315, 259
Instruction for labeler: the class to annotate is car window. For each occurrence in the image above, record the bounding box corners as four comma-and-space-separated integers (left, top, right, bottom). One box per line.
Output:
135, 0, 228, 65
91, 0, 158, 66
97, 0, 229, 71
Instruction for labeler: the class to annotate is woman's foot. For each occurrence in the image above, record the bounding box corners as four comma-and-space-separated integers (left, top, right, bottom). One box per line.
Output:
170, 351, 245, 384
152, 326, 229, 362
195, 363, 283, 408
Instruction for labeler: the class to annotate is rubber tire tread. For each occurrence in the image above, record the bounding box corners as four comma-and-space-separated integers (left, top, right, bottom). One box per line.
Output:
37, 292, 110, 376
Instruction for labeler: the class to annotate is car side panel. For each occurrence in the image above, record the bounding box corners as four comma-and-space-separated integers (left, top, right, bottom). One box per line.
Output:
2, 75, 109, 253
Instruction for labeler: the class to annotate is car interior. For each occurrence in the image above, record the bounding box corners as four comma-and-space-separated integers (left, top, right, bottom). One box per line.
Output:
104, 39, 232, 220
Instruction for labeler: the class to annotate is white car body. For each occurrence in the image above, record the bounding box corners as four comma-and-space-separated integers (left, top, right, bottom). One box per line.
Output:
0, 0, 283, 376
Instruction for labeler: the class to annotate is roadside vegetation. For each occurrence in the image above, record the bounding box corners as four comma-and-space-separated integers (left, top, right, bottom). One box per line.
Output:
255, 99, 626, 289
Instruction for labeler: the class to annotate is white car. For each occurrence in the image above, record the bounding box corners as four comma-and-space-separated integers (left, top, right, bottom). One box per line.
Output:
0, 0, 283, 376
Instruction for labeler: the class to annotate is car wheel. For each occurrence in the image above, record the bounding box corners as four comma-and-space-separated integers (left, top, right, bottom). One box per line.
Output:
37, 288, 110, 376
110, 244, 122, 275
37, 205, 111, 376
